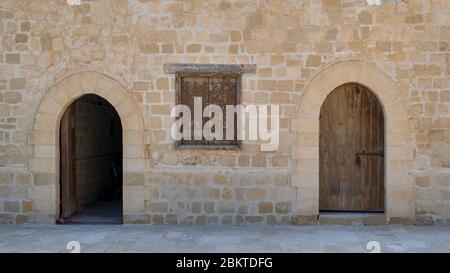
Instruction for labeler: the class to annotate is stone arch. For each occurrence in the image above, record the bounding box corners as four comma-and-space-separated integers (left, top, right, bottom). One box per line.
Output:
291, 60, 414, 224
29, 71, 147, 223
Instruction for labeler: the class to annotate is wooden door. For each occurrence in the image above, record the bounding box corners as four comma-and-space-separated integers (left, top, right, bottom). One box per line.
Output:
319, 83, 385, 212
60, 105, 77, 218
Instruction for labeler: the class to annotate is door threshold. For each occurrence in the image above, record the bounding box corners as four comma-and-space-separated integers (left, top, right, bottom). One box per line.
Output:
57, 217, 123, 225
58, 220, 123, 225
319, 212, 386, 226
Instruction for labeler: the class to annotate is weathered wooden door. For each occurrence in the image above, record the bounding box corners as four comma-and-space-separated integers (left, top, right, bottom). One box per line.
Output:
319, 83, 385, 212
60, 105, 77, 218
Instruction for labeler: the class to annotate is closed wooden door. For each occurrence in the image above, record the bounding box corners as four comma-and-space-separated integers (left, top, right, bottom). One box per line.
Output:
319, 83, 385, 212
60, 105, 77, 218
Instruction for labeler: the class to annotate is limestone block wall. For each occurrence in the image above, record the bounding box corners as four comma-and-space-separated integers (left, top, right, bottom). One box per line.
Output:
75, 155, 119, 208
137, 170, 292, 225
0, 0, 448, 225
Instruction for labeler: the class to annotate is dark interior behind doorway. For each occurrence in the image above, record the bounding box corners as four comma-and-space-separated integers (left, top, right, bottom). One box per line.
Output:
58, 94, 123, 224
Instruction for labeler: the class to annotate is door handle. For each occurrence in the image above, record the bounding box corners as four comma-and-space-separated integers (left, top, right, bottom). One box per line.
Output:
356, 149, 384, 165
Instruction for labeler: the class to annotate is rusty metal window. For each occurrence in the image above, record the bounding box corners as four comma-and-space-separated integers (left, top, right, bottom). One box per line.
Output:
176, 73, 241, 149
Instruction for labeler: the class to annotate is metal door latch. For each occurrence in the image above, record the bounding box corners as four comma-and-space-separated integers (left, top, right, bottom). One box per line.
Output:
356, 148, 384, 165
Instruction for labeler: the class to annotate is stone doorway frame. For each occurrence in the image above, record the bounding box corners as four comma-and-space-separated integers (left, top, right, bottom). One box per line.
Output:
291, 60, 414, 224
29, 72, 147, 223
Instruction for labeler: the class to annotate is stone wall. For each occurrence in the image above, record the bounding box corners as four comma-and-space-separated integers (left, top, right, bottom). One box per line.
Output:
0, 0, 448, 225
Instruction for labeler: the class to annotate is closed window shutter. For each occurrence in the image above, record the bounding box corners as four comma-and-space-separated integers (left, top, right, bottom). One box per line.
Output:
177, 74, 239, 148
179, 76, 209, 146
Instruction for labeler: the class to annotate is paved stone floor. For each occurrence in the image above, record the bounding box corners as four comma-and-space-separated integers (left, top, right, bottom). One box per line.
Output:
0, 224, 449, 253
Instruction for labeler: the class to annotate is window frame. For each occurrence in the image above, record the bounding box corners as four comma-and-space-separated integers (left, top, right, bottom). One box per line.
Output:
175, 71, 242, 150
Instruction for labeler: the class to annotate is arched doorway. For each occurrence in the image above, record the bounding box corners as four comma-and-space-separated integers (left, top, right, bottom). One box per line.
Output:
58, 94, 123, 224
30, 72, 146, 224
292, 61, 414, 224
319, 83, 385, 212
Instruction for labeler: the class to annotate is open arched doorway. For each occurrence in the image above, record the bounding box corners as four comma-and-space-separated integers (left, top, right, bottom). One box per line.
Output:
30, 71, 146, 224
58, 94, 123, 224
319, 83, 385, 212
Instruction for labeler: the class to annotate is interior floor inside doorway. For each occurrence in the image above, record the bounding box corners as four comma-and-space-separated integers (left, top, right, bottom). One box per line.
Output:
60, 197, 123, 225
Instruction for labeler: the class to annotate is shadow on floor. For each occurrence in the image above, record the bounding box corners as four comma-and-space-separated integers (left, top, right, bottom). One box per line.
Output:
58, 197, 123, 225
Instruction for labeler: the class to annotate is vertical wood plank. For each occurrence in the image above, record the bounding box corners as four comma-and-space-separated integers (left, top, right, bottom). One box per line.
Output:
60, 105, 77, 218
179, 76, 209, 145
